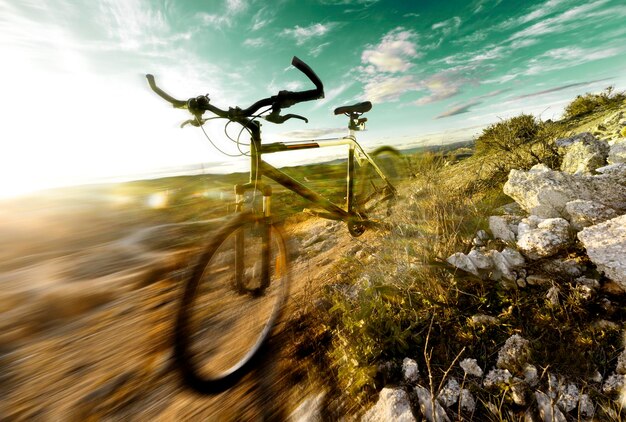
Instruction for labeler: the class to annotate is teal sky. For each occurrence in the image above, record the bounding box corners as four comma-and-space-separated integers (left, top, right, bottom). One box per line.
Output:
2, 0, 625, 197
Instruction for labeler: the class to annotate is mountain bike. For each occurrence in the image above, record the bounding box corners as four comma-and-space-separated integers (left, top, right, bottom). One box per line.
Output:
146, 56, 405, 394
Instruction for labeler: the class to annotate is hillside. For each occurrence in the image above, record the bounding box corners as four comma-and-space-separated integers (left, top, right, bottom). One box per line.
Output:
1, 91, 625, 420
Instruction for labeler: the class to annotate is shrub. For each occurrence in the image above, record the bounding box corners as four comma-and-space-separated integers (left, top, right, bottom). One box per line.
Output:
563, 86, 626, 119
475, 114, 540, 155
621, 126, 626, 138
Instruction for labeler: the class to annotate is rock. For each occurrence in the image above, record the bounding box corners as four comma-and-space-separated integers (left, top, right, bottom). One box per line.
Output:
617, 349, 626, 375
526, 274, 551, 286
595, 162, 626, 185
497, 334, 531, 373
608, 138, 626, 164
467, 249, 492, 270
446, 253, 479, 276
556, 383, 579, 413
535, 390, 567, 422
414, 385, 450, 422
575, 277, 600, 290
501, 247, 526, 267
437, 378, 460, 407
503, 164, 626, 218
564, 200, 619, 230
289, 393, 324, 422
510, 378, 528, 405
559, 134, 609, 175
460, 358, 483, 377
489, 216, 516, 242
555, 132, 597, 149
489, 250, 516, 283
362, 388, 416, 422
578, 215, 626, 290
459, 389, 475, 413
402, 358, 419, 384
470, 314, 498, 326
472, 229, 490, 247
602, 373, 625, 395
483, 369, 512, 390
578, 394, 595, 419
540, 258, 583, 278
546, 286, 560, 306
523, 364, 539, 387
517, 217, 571, 259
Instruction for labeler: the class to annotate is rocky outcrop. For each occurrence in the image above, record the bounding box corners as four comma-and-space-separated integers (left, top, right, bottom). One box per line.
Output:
565, 199, 619, 230
503, 164, 626, 218
557, 133, 609, 175
362, 388, 416, 422
516, 216, 571, 259
577, 215, 626, 290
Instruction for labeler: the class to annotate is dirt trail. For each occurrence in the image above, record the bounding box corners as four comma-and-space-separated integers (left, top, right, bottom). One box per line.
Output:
0, 195, 381, 420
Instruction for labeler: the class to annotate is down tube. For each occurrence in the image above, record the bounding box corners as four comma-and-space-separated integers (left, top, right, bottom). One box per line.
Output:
258, 160, 350, 220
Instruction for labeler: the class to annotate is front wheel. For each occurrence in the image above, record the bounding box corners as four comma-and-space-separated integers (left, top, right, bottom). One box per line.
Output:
174, 212, 290, 394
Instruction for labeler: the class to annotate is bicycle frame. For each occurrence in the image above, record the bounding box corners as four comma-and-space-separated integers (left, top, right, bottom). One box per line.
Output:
234, 118, 394, 223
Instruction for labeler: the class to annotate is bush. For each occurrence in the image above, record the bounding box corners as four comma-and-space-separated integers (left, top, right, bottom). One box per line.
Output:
475, 114, 540, 155
564, 86, 626, 119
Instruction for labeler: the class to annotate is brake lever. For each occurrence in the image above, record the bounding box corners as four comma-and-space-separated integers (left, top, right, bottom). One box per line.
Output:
180, 117, 208, 128
264, 113, 309, 124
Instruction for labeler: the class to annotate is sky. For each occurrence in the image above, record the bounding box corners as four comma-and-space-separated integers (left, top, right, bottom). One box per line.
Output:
2, 0, 625, 198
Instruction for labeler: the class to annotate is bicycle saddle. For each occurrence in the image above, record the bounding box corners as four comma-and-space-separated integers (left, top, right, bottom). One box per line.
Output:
333, 101, 372, 115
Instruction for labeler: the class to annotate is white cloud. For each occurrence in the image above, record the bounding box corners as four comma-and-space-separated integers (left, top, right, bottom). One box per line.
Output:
499, 0, 567, 29
362, 75, 420, 103
432, 16, 461, 33
281, 23, 337, 45
226, 0, 246, 14
311, 42, 330, 57
312, 81, 353, 110
508, 0, 610, 40
243, 37, 265, 48
250, 7, 274, 31
414, 71, 472, 105
361, 27, 420, 73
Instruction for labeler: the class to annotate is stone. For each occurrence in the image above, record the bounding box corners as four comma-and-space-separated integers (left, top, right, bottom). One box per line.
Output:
555, 132, 597, 149
510, 378, 528, 405
575, 277, 600, 290
437, 378, 460, 407
470, 314, 498, 326
472, 229, 490, 247
503, 164, 626, 218
446, 253, 479, 276
608, 138, 626, 164
540, 258, 583, 278
489, 216, 516, 242
460, 358, 483, 377
535, 391, 567, 422
467, 249, 492, 270
578, 394, 595, 419
556, 383, 579, 412
578, 215, 626, 290
289, 393, 324, 422
517, 217, 571, 259
602, 373, 625, 395
501, 247, 526, 267
523, 364, 539, 387
564, 200, 619, 231
526, 274, 551, 286
546, 286, 560, 306
414, 385, 450, 422
402, 358, 419, 384
497, 334, 531, 373
617, 349, 626, 375
559, 134, 609, 175
489, 250, 516, 283
459, 389, 475, 413
362, 388, 416, 422
483, 369, 512, 390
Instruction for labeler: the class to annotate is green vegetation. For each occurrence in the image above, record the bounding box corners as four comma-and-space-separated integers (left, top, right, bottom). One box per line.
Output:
563, 86, 626, 119
289, 96, 625, 419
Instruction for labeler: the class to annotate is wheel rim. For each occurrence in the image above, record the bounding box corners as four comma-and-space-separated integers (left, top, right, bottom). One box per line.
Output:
181, 218, 288, 384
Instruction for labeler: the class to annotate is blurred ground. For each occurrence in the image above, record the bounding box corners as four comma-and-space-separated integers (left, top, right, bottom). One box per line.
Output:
0, 183, 377, 420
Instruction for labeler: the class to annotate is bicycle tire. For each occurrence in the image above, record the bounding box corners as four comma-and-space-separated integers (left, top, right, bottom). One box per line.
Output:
355, 146, 406, 223
174, 212, 290, 394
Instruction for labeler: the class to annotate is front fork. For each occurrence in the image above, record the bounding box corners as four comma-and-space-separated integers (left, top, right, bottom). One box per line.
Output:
234, 184, 272, 293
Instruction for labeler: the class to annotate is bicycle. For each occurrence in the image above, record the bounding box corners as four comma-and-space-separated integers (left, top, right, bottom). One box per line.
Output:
146, 56, 406, 394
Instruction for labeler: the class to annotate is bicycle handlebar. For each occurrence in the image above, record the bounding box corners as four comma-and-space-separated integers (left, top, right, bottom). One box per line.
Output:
145, 56, 325, 121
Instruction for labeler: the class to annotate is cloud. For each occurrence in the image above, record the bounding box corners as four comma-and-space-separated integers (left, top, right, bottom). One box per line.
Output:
362, 75, 420, 103
432, 16, 461, 33
508, 0, 610, 40
250, 7, 274, 31
436, 89, 509, 118
313, 81, 353, 110
243, 37, 264, 48
318, 0, 380, 5
281, 23, 337, 45
226, 0, 246, 14
499, 0, 567, 29
509, 79, 614, 101
361, 27, 420, 73
414, 71, 473, 105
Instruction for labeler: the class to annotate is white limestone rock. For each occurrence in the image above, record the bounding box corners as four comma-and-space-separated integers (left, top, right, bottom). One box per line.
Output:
535, 390, 567, 422
460, 358, 483, 378
517, 217, 572, 259
503, 164, 626, 218
608, 138, 626, 164
402, 358, 419, 384
362, 388, 416, 422
578, 394, 595, 420
602, 373, 625, 395
556, 383, 579, 413
483, 369, 512, 390
446, 252, 479, 276
489, 250, 516, 283
459, 389, 475, 413
577, 215, 626, 290
565, 199, 619, 231
501, 247, 526, 267
437, 378, 460, 407
467, 249, 493, 270
489, 216, 516, 242
559, 134, 609, 175
414, 385, 450, 422
497, 334, 531, 373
